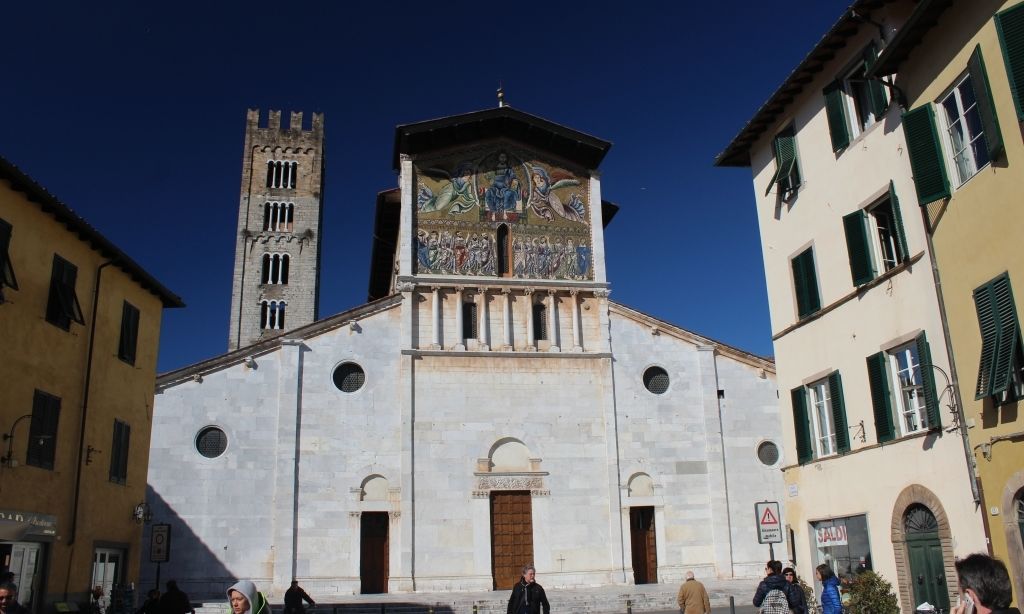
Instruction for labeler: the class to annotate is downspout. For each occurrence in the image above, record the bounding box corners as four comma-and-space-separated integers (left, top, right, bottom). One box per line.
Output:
711, 355, 736, 574
65, 259, 114, 596
605, 309, 628, 583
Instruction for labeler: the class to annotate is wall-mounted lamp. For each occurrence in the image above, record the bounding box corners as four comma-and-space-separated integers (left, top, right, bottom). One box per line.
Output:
86, 445, 101, 465
1, 414, 35, 468
132, 501, 152, 524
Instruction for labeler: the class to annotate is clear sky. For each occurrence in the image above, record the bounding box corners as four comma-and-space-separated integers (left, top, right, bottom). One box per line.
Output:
3, 1, 852, 372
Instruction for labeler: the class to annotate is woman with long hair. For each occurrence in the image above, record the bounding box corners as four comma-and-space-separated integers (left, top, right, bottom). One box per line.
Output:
816, 564, 843, 614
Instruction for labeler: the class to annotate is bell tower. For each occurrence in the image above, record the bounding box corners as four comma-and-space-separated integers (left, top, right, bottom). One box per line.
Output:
228, 109, 325, 351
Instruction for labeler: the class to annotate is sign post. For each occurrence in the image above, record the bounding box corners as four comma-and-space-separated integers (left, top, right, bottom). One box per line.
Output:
755, 501, 783, 560
150, 524, 171, 591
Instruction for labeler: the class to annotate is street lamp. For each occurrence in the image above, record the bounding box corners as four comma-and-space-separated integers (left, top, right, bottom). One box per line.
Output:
133, 501, 153, 524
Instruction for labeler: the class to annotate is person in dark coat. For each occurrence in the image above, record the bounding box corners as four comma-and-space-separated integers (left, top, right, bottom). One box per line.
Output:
952, 553, 1022, 614
0, 582, 28, 614
283, 581, 314, 614
753, 560, 796, 609
506, 565, 550, 614
782, 567, 807, 614
136, 590, 161, 614
160, 581, 194, 614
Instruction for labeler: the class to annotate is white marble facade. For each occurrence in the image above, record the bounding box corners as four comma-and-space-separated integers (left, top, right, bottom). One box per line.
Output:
142, 108, 787, 599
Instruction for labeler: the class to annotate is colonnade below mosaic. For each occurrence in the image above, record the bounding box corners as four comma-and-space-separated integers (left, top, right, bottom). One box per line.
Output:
399, 282, 607, 352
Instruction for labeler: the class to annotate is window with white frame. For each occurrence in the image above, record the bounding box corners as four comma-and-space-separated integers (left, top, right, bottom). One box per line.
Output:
939, 73, 991, 185
888, 342, 929, 434
823, 43, 888, 152
809, 379, 837, 457
792, 372, 851, 464
866, 332, 941, 443
260, 253, 289, 285
842, 182, 910, 287
266, 160, 298, 189
260, 300, 286, 330
263, 202, 294, 232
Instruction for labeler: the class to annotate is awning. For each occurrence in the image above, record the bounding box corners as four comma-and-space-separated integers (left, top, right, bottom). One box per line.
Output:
0, 510, 57, 541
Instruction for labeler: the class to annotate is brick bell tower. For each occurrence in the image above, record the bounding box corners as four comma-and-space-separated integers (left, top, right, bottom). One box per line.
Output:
228, 109, 325, 351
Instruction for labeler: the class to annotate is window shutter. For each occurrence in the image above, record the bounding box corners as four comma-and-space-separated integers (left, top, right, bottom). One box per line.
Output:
792, 249, 821, 318
823, 81, 851, 152
903, 105, 951, 205
119, 302, 140, 365
864, 43, 890, 119
968, 45, 1005, 161
915, 332, 942, 429
866, 352, 896, 443
0, 218, 17, 291
28, 391, 60, 469
843, 210, 875, 286
888, 181, 910, 262
991, 274, 1020, 397
765, 134, 798, 196
61, 261, 85, 325
828, 371, 851, 453
974, 280, 1000, 398
996, 2, 1024, 121
791, 387, 813, 464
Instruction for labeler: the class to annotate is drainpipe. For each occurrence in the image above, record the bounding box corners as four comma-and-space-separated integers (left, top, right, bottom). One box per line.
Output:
235, 147, 256, 349
65, 259, 114, 597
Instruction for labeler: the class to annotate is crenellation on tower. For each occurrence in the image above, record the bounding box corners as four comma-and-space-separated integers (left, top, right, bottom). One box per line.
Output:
228, 108, 325, 351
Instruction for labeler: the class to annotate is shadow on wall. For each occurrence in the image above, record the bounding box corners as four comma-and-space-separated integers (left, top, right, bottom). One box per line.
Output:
138, 485, 239, 600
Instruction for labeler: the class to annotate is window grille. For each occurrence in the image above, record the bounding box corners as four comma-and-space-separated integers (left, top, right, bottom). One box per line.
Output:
196, 426, 227, 458
643, 366, 670, 394
333, 362, 366, 393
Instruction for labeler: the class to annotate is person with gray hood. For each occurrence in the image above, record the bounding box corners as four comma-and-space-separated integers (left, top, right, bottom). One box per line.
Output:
227, 581, 271, 614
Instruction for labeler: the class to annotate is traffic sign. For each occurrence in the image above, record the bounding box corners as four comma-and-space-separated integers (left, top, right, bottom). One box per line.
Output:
150, 523, 171, 563
755, 501, 782, 544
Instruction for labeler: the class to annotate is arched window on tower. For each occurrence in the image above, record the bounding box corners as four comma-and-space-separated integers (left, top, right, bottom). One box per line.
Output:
260, 253, 290, 284
280, 254, 289, 284
261, 254, 271, 284
266, 160, 298, 189
497, 224, 510, 277
260, 300, 287, 330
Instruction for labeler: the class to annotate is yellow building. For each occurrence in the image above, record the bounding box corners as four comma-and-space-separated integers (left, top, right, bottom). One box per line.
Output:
0, 156, 183, 613
870, 0, 1024, 603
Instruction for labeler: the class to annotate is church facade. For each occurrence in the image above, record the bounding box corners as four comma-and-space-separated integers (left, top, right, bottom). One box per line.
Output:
142, 107, 786, 598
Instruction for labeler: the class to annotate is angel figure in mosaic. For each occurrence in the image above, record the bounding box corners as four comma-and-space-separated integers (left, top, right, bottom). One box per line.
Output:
417, 161, 478, 214
527, 166, 585, 223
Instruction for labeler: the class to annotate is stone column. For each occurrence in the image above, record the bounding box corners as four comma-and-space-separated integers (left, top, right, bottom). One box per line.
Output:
454, 286, 465, 351
570, 290, 583, 351
525, 288, 536, 350
477, 288, 489, 351
502, 289, 513, 350
431, 286, 441, 349
547, 290, 560, 352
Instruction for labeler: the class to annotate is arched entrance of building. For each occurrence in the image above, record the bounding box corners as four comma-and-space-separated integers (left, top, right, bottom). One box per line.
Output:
360, 512, 389, 594
904, 504, 948, 611
626, 473, 658, 584
490, 490, 534, 590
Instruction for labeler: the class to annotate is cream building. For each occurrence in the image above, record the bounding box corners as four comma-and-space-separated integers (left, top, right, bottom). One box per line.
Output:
716, 2, 988, 611
141, 107, 788, 599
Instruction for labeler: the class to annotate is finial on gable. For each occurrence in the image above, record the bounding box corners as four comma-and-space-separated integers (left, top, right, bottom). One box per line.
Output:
497, 84, 505, 108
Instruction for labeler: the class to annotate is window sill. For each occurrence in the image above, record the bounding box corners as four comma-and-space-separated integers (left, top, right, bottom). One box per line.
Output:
783, 427, 938, 471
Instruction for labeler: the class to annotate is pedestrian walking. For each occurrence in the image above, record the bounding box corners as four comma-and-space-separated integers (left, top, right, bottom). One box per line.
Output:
815, 564, 842, 614
284, 581, 314, 614
506, 564, 550, 614
950, 553, 1021, 614
753, 560, 797, 613
782, 567, 807, 614
136, 590, 161, 614
160, 581, 194, 614
676, 571, 711, 614
227, 581, 271, 614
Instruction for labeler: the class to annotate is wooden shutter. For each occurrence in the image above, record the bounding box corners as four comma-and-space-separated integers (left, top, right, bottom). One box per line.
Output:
996, 2, 1024, 121
828, 371, 851, 453
791, 387, 813, 464
866, 352, 896, 443
109, 420, 130, 484
792, 249, 820, 318
0, 218, 17, 291
991, 274, 1020, 397
28, 391, 60, 469
903, 105, 951, 205
824, 81, 851, 152
974, 280, 1000, 398
864, 43, 889, 119
118, 301, 140, 365
915, 333, 941, 429
968, 45, 1004, 160
843, 210, 875, 286
765, 134, 798, 196
888, 181, 910, 262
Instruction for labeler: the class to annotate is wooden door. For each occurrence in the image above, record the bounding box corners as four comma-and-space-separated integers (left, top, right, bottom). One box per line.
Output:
908, 534, 949, 610
360, 512, 389, 594
491, 491, 533, 590
630, 507, 658, 584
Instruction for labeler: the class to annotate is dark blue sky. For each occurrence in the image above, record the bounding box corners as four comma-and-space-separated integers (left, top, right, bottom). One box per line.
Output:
3, 1, 850, 372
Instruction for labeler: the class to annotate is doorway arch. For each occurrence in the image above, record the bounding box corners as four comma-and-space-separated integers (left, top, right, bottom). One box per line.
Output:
891, 485, 954, 613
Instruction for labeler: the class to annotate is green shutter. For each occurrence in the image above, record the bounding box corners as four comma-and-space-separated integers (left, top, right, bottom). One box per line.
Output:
824, 81, 852, 152
888, 181, 910, 263
916, 332, 941, 429
996, 2, 1024, 121
991, 274, 1020, 396
864, 43, 890, 119
974, 281, 1001, 399
828, 371, 851, 453
792, 249, 821, 318
867, 352, 896, 443
903, 105, 951, 205
968, 45, 1005, 161
765, 134, 798, 196
843, 210, 875, 286
792, 387, 813, 464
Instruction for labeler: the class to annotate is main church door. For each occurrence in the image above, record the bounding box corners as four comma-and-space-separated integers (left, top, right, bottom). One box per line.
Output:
491, 491, 533, 589
630, 506, 658, 584
360, 512, 389, 594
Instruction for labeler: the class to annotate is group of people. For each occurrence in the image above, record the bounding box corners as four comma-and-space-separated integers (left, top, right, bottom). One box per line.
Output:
749, 559, 837, 614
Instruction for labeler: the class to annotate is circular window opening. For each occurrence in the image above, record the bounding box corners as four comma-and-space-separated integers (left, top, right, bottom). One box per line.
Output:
643, 366, 670, 394
333, 362, 366, 393
195, 427, 227, 458
757, 441, 780, 466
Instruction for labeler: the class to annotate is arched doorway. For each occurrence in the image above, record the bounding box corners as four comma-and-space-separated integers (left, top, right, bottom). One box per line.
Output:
904, 504, 949, 611
891, 485, 956, 613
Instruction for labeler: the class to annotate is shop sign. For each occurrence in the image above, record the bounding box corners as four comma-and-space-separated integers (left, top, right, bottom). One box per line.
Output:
0, 509, 57, 538
815, 524, 848, 547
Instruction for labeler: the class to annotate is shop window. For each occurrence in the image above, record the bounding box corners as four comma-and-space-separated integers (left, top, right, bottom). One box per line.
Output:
810, 514, 872, 587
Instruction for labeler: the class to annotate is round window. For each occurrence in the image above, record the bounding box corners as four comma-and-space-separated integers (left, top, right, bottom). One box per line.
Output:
757, 441, 780, 466
333, 362, 366, 393
196, 427, 227, 458
643, 366, 670, 394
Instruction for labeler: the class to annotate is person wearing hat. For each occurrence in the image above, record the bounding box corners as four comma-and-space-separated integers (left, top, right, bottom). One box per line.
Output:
226, 581, 270, 614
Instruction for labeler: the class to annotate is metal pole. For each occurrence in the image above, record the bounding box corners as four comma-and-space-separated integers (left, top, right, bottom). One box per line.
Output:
769, 542, 775, 561
626, 598, 632, 614
729, 595, 736, 614
154, 563, 161, 593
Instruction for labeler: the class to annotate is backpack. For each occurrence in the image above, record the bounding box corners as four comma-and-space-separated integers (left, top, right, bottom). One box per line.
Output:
760, 588, 790, 614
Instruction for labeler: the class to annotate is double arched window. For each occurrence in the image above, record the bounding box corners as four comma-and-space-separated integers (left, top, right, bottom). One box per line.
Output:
266, 160, 297, 189
260, 253, 289, 285
260, 300, 286, 330
263, 202, 294, 232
